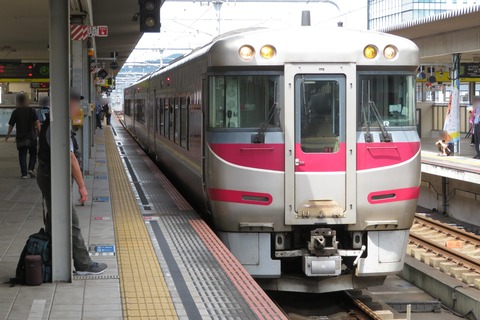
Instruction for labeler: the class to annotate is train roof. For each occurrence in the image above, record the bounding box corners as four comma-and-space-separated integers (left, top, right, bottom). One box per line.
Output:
128, 26, 419, 88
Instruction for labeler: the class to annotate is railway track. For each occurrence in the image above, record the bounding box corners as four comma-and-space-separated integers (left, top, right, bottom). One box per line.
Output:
270, 290, 393, 319
408, 214, 480, 288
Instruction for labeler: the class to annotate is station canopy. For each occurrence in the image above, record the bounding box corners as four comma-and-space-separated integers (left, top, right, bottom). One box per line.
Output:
0, 0, 142, 77
381, 5, 480, 65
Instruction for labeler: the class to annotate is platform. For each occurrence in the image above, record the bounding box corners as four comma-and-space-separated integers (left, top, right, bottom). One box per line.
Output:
0, 119, 285, 319
421, 137, 480, 184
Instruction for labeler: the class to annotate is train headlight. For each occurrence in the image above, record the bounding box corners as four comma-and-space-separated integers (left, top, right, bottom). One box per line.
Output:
239, 45, 255, 60
363, 45, 378, 59
383, 45, 398, 59
260, 45, 276, 59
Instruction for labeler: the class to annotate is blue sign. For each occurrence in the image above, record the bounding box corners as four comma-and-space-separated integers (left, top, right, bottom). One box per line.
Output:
95, 245, 115, 253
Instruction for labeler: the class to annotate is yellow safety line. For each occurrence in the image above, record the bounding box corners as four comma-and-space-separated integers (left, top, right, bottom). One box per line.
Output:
104, 128, 178, 319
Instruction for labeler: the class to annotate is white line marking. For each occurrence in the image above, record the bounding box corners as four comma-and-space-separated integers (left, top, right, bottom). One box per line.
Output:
28, 299, 46, 319
3, 185, 21, 200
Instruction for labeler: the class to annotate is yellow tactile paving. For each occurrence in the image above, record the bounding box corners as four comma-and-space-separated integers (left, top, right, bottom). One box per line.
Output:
104, 128, 178, 319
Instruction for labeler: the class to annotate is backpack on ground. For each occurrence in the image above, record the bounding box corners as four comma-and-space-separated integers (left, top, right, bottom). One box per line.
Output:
10, 228, 52, 286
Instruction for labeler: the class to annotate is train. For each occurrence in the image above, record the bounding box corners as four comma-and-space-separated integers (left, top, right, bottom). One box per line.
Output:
123, 25, 421, 293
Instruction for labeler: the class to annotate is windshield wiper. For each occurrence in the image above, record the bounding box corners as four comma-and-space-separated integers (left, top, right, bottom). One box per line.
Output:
361, 102, 372, 142
369, 100, 392, 142
361, 80, 392, 143
253, 81, 278, 143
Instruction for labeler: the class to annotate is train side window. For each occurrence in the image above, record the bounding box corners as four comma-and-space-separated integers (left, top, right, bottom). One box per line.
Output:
135, 99, 145, 124
169, 98, 175, 141
163, 98, 167, 137
124, 100, 131, 116
209, 75, 280, 129
175, 97, 181, 144
165, 98, 171, 139
180, 97, 189, 149
156, 98, 162, 134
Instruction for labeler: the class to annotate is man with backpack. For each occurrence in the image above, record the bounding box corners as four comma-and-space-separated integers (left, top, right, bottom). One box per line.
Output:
4, 94, 41, 179
36, 91, 107, 275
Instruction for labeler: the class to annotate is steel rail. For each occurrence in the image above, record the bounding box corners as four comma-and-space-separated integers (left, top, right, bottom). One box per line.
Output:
409, 232, 480, 273
414, 214, 480, 244
345, 291, 383, 320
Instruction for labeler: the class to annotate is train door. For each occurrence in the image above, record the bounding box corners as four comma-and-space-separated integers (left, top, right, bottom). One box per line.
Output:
284, 64, 356, 225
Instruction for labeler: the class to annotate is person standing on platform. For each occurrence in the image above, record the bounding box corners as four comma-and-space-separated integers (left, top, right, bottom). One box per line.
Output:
36, 90, 107, 275
473, 96, 480, 159
95, 103, 103, 129
103, 103, 112, 126
4, 94, 41, 179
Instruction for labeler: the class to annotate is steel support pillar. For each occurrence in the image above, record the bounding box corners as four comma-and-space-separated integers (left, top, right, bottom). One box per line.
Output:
469, 82, 476, 104
453, 53, 461, 154
49, 0, 72, 282
442, 176, 448, 215
71, 16, 91, 174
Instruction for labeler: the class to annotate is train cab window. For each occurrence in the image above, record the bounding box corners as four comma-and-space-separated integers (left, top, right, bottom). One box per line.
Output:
209, 75, 280, 129
358, 73, 415, 128
295, 75, 345, 153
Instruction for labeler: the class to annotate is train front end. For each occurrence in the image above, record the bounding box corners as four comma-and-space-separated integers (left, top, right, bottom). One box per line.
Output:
204, 27, 420, 292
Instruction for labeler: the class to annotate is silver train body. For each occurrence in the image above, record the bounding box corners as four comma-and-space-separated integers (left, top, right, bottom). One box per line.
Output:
123, 26, 421, 293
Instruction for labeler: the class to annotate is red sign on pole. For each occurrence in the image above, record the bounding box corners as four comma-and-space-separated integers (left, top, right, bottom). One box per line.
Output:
97, 26, 108, 37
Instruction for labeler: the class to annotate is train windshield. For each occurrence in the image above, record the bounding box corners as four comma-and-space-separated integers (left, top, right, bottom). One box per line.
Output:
209, 75, 280, 129
357, 73, 415, 128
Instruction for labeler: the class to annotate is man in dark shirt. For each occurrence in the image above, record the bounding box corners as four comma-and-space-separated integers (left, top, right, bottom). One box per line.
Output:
36, 90, 107, 275
5, 94, 41, 178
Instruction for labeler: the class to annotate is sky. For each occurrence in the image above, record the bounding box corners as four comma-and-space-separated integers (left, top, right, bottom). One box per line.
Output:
115, 0, 368, 90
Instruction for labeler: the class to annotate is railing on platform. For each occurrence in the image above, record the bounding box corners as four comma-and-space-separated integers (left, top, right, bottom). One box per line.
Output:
431, 104, 470, 133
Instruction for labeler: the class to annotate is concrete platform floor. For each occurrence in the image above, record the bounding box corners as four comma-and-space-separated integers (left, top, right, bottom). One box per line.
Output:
0, 130, 121, 320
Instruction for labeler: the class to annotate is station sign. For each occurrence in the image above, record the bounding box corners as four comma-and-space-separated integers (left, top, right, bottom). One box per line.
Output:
417, 63, 480, 83
0, 63, 49, 79
30, 82, 49, 89
459, 63, 480, 78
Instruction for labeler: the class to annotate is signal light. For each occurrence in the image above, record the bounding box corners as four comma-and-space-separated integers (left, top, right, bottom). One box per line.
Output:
239, 45, 255, 60
28, 73, 33, 77
139, 0, 161, 33
383, 45, 398, 60
363, 45, 377, 59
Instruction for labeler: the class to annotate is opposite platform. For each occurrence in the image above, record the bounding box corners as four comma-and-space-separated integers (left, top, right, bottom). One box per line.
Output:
421, 137, 480, 184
